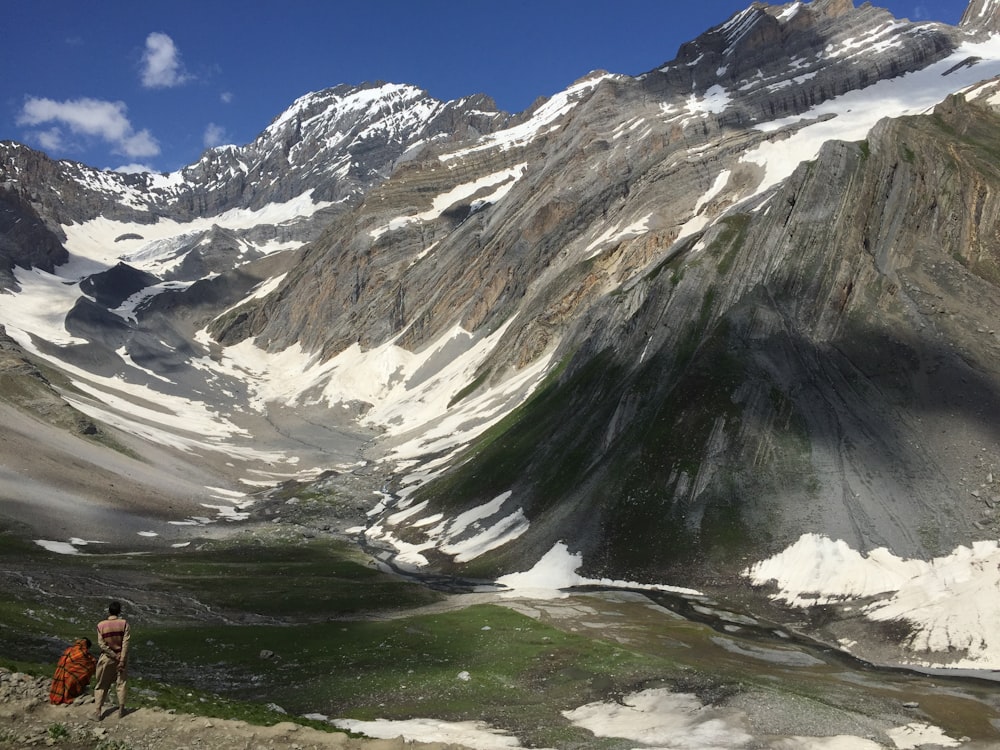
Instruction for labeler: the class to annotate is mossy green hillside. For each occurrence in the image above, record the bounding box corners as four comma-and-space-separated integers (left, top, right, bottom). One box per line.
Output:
122, 538, 443, 618
3, 519, 998, 747
0, 532, 443, 659
413, 350, 621, 516
707, 213, 751, 276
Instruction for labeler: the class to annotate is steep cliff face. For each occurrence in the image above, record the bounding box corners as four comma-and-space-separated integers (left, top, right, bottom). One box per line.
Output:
0, 182, 67, 288
961, 0, 1000, 32
383, 86, 1000, 583
216, 0, 969, 369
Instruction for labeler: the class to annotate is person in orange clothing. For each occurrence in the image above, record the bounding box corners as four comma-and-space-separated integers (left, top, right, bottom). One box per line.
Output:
93, 600, 131, 720
49, 637, 96, 705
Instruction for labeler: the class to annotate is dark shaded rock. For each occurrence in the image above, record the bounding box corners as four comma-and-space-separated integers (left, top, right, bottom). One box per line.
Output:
0, 184, 67, 288
65, 297, 132, 349
80, 262, 161, 309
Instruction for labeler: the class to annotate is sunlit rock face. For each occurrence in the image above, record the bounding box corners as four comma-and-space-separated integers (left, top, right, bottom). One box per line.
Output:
0, 84, 511, 291
3, 1, 1000, 599
962, 0, 1000, 33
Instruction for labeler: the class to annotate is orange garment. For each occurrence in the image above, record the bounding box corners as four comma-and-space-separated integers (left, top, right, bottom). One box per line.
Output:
49, 639, 97, 704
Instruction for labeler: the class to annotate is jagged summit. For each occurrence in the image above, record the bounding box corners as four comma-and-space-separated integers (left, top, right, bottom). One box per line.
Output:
961, 0, 1000, 32
664, 0, 958, 101
0, 82, 515, 289
808, 0, 852, 17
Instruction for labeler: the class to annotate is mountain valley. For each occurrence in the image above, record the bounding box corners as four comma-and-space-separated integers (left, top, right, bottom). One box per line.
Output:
4, 1, 1000, 746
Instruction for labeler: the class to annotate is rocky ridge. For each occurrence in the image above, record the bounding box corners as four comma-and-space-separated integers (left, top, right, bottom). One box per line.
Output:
217, 0, 981, 368
0, 84, 510, 291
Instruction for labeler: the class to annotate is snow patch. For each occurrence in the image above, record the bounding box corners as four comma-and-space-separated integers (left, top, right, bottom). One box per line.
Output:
563, 688, 752, 748
496, 542, 702, 599
582, 213, 654, 259
886, 722, 961, 749
440, 75, 614, 162
745, 533, 1000, 668
34, 540, 82, 555
370, 164, 526, 240
366, 491, 529, 568
60, 191, 329, 277
741, 34, 1000, 199
331, 717, 523, 749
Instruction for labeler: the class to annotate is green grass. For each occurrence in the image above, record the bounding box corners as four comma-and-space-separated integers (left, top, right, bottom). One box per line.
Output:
707, 213, 751, 276
115, 538, 443, 618
411, 351, 585, 513
47, 723, 69, 740
141, 604, 664, 718
4, 521, 1000, 747
0, 523, 706, 747
448, 368, 491, 407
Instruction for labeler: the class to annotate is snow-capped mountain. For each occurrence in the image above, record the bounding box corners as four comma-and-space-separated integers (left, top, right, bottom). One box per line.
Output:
0, 82, 509, 288
4, 0, 1000, 673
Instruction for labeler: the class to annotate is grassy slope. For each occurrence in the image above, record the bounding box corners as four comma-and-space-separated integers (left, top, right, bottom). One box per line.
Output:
0, 527, 675, 748
3, 524, 1000, 747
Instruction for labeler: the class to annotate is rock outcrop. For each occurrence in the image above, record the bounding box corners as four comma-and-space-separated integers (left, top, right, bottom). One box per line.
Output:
0, 181, 68, 289
961, 0, 1000, 33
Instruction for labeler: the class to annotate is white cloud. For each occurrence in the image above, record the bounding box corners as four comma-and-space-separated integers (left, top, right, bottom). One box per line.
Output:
121, 129, 159, 158
141, 32, 188, 88
17, 96, 160, 159
19, 97, 130, 141
203, 122, 227, 147
220, 91, 234, 104
114, 163, 153, 175
34, 127, 66, 153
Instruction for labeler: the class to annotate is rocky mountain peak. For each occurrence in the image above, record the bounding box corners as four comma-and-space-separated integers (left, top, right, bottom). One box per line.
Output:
668, 0, 932, 88
808, 0, 853, 19
961, 0, 1000, 32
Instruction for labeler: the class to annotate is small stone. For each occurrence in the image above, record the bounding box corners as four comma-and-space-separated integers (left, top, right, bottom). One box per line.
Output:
903, 701, 919, 709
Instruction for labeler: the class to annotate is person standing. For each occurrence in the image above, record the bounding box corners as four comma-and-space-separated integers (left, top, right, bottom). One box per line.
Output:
93, 600, 130, 720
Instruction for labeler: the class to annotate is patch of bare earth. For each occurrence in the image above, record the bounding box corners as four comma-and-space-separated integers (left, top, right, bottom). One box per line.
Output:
0, 670, 474, 750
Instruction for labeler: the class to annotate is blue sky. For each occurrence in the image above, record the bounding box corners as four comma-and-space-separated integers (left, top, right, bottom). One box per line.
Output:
1, 1, 971, 174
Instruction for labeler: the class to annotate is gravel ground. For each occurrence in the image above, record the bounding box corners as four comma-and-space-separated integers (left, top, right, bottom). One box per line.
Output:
0, 669, 472, 750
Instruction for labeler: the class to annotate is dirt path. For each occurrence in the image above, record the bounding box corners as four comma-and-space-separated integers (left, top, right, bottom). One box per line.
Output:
0, 670, 472, 750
